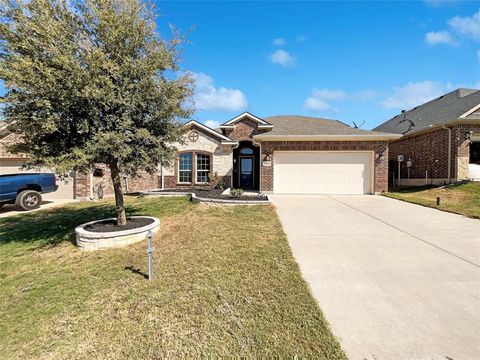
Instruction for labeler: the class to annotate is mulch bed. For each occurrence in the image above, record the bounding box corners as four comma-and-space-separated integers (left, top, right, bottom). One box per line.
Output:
84, 217, 154, 233
154, 188, 268, 201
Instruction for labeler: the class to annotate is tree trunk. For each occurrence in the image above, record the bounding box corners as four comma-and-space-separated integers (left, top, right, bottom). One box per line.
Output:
109, 159, 127, 226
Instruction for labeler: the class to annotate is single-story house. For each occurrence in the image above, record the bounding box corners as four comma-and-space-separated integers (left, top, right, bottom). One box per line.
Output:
2, 112, 400, 198
373, 88, 480, 186
156, 112, 399, 195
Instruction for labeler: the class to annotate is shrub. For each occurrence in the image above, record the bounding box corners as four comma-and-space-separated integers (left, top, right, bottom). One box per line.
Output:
208, 172, 226, 189
230, 188, 244, 198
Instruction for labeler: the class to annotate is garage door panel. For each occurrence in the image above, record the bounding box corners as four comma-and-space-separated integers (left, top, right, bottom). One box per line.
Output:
274, 152, 372, 195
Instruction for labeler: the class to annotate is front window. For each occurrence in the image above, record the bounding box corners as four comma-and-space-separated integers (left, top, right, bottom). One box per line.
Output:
178, 153, 192, 183
196, 153, 210, 183
471, 142, 480, 165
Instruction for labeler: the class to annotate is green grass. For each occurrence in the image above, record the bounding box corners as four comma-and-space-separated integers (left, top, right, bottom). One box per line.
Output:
385, 182, 480, 219
0, 196, 345, 359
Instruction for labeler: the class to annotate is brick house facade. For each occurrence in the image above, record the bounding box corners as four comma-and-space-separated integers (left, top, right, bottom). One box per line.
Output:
374, 88, 480, 186
386, 123, 480, 186
2, 112, 398, 198
260, 141, 389, 193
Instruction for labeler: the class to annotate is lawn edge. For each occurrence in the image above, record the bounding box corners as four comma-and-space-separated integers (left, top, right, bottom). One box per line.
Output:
383, 194, 480, 220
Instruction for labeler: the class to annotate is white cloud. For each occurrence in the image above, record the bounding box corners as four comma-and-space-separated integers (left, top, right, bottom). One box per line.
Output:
270, 50, 295, 67
304, 88, 347, 112
425, 9, 480, 46
191, 72, 248, 112
272, 38, 286, 46
311, 89, 347, 101
304, 97, 332, 111
448, 9, 480, 40
204, 120, 221, 129
381, 81, 453, 109
425, 30, 457, 45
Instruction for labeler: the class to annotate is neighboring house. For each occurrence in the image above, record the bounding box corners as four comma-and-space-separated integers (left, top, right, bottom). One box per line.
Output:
158, 112, 399, 195
373, 88, 480, 186
0, 126, 76, 199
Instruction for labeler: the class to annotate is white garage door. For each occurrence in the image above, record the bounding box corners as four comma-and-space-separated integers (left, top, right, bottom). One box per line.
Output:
274, 151, 373, 194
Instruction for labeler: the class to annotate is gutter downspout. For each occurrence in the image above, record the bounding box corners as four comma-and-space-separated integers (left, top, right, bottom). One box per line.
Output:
441, 125, 452, 183
160, 163, 164, 190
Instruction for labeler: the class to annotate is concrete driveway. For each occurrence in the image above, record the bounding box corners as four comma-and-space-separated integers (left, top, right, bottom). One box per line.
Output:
271, 195, 480, 360
0, 198, 74, 218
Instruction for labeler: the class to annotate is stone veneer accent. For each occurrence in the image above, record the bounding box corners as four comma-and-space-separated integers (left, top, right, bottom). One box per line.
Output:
260, 141, 389, 194
162, 128, 233, 188
75, 216, 160, 251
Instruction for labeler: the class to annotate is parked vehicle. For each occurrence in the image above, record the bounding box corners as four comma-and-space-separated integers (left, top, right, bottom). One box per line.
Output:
0, 173, 57, 210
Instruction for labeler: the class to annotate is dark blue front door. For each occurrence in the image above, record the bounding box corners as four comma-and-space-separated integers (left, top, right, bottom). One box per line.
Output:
239, 157, 254, 189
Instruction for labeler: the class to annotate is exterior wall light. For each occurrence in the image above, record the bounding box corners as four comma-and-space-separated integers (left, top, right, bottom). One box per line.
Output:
464, 131, 473, 141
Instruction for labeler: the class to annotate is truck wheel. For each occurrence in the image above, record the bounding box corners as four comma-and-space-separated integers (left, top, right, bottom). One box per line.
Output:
15, 190, 42, 211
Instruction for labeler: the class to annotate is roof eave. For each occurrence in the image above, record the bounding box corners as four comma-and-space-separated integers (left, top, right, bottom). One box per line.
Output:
253, 134, 402, 141
397, 118, 480, 139
220, 112, 272, 126
184, 120, 234, 142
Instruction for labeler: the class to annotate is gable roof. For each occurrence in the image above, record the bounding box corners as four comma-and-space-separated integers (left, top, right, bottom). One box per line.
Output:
220, 112, 273, 128
184, 120, 237, 144
253, 115, 400, 141
373, 88, 480, 135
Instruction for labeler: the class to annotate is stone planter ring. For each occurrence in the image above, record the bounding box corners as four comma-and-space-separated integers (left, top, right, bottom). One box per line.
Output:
75, 216, 160, 251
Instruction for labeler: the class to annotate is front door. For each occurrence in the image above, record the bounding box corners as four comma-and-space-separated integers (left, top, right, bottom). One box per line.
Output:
239, 156, 254, 189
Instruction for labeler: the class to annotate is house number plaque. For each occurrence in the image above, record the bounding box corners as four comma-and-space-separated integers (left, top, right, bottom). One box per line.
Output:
262, 160, 272, 167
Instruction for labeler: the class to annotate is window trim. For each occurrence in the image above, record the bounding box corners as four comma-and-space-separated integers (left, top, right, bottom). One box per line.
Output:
195, 152, 211, 184
176, 150, 213, 185
177, 152, 193, 184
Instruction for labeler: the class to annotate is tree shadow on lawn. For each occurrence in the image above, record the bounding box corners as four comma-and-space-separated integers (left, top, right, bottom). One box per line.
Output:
0, 202, 143, 248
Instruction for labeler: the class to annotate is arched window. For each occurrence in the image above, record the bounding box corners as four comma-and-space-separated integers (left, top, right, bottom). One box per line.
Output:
240, 147, 254, 155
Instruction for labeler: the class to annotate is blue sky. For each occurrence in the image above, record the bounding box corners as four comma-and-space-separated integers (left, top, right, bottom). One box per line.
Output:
154, 0, 480, 129
1, 1, 479, 130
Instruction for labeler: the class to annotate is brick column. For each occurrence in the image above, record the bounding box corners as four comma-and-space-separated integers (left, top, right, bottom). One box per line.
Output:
74, 171, 91, 200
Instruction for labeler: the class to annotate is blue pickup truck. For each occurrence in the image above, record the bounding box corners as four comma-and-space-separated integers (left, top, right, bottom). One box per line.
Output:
0, 173, 58, 211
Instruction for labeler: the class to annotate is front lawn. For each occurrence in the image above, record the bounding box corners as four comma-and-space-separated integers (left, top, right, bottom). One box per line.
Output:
0, 196, 345, 358
385, 182, 480, 219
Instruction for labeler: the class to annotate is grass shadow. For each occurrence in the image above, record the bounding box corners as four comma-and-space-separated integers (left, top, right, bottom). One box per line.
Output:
390, 185, 438, 193
124, 265, 149, 279
0, 202, 143, 248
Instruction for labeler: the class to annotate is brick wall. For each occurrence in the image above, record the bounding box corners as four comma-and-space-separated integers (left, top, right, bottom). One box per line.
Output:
164, 175, 231, 189
75, 165, 161, 199
388, 128, 449, 182
388, 124, 480, 184
223, 117, 269, 142
74, 171, 91, 199
260, 141, 389, 193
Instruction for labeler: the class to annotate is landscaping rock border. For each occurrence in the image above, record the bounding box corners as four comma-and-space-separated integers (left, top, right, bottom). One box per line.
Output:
190, 192, 270, 205
140, 189, 270, 205
75, 216, 160, 251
